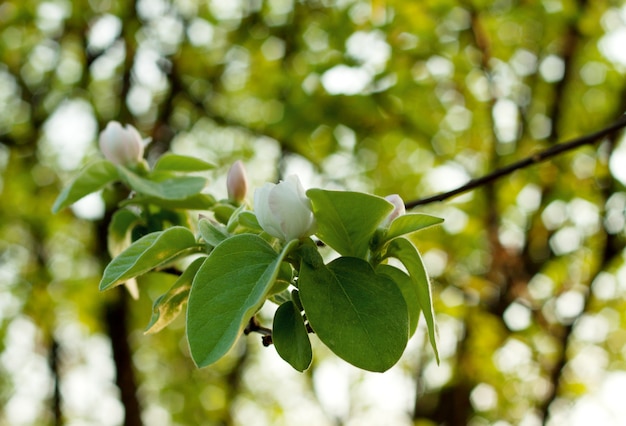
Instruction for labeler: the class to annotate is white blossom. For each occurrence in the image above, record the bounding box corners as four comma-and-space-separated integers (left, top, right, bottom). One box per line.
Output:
254, 175, 316, 241
99, 121, 144, 166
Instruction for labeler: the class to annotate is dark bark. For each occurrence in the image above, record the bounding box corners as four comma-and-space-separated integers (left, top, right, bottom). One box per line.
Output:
105, 289, 143, 426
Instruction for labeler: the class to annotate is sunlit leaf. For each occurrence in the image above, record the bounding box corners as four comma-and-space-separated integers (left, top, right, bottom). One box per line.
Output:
153, 153, 216, 172
123, 193, 216, 210
385, 213, 444, 241
307, 189, 393, 258
386, 237, 439, 363
107, 209, 142, 257
100, 226, 200, 291
117, 166, 207, 200
145, 257, 206, 334
52, 160, 118, 213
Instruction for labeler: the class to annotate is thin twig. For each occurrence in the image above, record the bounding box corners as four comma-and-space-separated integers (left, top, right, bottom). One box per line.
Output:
405, 115, 626, 209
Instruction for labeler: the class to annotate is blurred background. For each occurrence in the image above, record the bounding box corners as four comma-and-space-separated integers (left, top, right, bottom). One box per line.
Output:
2, 0, 626, 425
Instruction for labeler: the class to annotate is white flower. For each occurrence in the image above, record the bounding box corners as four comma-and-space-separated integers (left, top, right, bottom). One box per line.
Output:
99, 121, 144, 166
254, 175, 316, 241
226, 160, 248, 204
382, 194, 406, 227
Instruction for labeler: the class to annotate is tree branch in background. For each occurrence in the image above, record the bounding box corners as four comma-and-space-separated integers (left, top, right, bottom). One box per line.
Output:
405, 115, 626, 209
105, 290, 143, 426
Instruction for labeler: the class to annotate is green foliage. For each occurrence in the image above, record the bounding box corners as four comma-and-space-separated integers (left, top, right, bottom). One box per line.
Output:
307, 189, 394, 258
52, 160, 118, 213
99, 226, 200, 291
52, 145, 442, 372
5, 0, 626, 423
384, 238, 440, 363
145, 257, 205, 334
299, 251, 409, 372
272, 300, 312, 372
117, 166, 207, 200
384, 214, 445, 242
186, 236, 296, 367
153, 153, 216, 172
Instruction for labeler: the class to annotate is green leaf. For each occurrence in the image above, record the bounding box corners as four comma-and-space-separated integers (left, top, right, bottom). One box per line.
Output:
377, 264, 421, 337
307, 189, 394, 258
298, 250, 408, 372
237, 211, 262, 232
385, 214, 444, 241
117, 166, 207, 200
107, 209, 142, 257
99, 226, 200, 291
186, 236, 298, 367
153, 153, 216, 172
198, 218, 229, 247
145, 257, 206, 334
385, 238, 439, 363
213, 203, 236, 224
123, 193, 216, 210
52, 160, 118, 213
273, 300, 312, 372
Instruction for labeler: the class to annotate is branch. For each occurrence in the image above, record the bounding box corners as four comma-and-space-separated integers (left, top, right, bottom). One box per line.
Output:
405, 115, 626, 209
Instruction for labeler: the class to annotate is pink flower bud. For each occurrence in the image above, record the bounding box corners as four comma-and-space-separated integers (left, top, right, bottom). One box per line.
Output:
383, 194, 406, 226
226, 160, 248, 204
99, 121, 144, 166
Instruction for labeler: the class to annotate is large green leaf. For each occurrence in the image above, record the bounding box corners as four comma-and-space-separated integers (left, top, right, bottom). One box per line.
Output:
99, 226, 200, 291
386, 238, 439, 363
306, 189, 394, 258
117, 166, 207, 200
145, 257, 206, 334
153, 153, 216, 172
298, 250, 408, 372
385, 213, 444, 241
186, 236, 298, 367
52, 160, 118, 213
272, 300, 312, 372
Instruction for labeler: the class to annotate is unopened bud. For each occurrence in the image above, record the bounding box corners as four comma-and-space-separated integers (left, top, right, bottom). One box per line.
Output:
226, 160, 248, 204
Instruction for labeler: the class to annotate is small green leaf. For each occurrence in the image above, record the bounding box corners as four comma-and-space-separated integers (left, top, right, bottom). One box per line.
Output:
298, 251, 408, 372
273, 301, 312, 372
198, 218, 229, 247
187, 236, 298, 367
153, 153, 216, 172
377, 264, 421, 337
100, 226, 200, 291
307, 189, 394, 258
107, 209, 142, 257
117, 166, 207, 200
237, 211, 262, 232
52, 160, 118, 213
145, 257, 206, 334
385, 214, 444, 241
213, 203, 236, 224
386, 238, 439, 363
